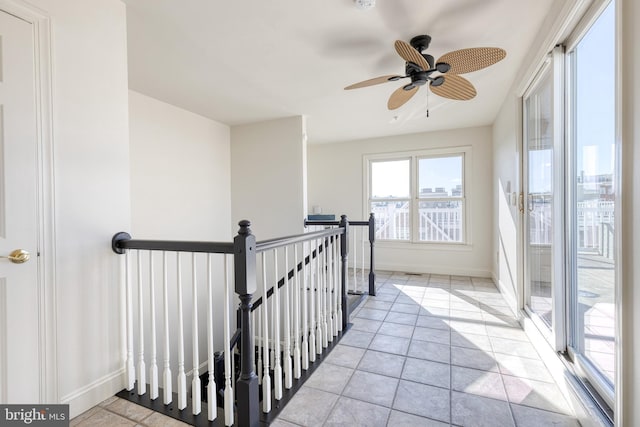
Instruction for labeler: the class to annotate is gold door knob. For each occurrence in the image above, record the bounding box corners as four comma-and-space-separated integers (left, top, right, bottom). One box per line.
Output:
1, 249, 30, 264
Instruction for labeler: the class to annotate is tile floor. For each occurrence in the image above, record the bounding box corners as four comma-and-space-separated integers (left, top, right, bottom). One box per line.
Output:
70, 396, 190, 427
71, 271, 581, 427
272, 272, 581, 427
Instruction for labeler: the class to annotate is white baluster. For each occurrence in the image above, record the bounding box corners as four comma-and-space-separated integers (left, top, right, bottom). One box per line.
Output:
293, 244, 302, 378
283, 247, 293, 389
223, 255, 234, 426
315, 239, 323, 354
361, 228, 365, 285
137, 250, 146, 395
162, 251, 172, 404
329, 238, 337, 338
252, 309, 258, 384
149, 252, 158, 400
302, 242, 311, 368
343, 233, 349, 296
273, 250, 283, 400
191, 253, 201, 415
260, 253, 271, 413
333, 237, 339, 336
256, 306, 262, 385
324, 241, 336, 342
206, 254, 217, 421
176, 253, 187, 410
353, 230, 357, 293
125, 251, 135, 391
308, 240, 316, 362
336, 238, 343, 333
324, 239, 332, 345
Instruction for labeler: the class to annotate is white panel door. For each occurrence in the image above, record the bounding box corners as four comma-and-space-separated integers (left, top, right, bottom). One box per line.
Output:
0, 9, 41, 403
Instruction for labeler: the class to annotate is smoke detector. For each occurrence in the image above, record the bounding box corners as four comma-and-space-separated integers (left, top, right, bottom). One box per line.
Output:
354, 0, 375, 10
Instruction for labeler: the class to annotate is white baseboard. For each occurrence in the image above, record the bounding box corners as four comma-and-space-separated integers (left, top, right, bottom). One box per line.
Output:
496, 278, 518, 317
375, 262, 492, 279
61, 368, 125, 419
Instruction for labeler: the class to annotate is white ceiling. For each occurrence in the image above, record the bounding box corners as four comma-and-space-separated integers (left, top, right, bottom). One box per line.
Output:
123, 0, 554, 144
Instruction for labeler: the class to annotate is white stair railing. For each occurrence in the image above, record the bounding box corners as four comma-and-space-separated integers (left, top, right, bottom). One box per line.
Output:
113, 217, 355, 425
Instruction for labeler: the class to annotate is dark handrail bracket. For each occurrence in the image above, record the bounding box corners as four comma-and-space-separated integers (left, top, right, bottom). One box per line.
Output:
112, 231, 131, 255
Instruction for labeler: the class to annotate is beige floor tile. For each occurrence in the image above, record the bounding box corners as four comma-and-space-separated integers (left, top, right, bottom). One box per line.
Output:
106, 398, 154, 422
75, 408, 136, 427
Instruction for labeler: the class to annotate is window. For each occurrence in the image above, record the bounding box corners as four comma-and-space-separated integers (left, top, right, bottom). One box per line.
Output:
370, 159, 411, 240
366, 149, 469, 244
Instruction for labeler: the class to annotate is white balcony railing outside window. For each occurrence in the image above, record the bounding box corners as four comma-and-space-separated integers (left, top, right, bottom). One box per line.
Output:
372, 199, 614, 254
371, 202, 462, 243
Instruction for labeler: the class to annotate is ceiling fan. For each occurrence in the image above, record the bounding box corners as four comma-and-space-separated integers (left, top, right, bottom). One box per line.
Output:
345, 35, 506, 110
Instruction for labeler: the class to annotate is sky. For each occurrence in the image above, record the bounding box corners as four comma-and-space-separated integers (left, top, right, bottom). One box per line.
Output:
575, 1, 615, 178
529, 0, 614, 194
371, 156, 462, 198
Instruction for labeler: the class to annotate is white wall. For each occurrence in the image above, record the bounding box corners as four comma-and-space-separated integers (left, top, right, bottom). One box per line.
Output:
129, 90, 232, 241
20, 0, 131, 417
308, 126, 494, 277
231, 116, 307, 240
128, 90, 232, 395
492, 96, 521, 313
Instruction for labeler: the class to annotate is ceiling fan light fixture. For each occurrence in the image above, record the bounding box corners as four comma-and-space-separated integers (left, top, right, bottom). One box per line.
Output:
354, 0, 375, 10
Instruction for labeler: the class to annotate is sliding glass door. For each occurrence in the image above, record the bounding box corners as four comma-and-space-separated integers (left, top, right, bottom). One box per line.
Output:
522, 0, 616, 411
566, 0, 616, 406
523, 49, 564, 349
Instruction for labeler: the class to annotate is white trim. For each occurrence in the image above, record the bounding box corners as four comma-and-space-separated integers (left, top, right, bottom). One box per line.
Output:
565, 0, 614, 51
515, 0, 593, 97
61, 369, 125, 419
0, 0, 57, 404
0, 279, 6, 402
496, 278, 519, 317
613, 0, 623, 423
375, 261, 492, 279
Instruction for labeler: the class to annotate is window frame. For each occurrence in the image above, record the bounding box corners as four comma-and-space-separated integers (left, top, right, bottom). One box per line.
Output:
364, 146, 472, 247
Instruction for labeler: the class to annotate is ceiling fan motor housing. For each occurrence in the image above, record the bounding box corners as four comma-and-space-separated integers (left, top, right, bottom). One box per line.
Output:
410, 35, 431, 51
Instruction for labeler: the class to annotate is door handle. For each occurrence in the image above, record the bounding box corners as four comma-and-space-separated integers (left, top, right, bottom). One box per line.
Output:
1, 249, 30, 264
518, 193, 524, 214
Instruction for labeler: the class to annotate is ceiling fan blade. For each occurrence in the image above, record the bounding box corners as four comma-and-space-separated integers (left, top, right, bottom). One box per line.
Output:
436, 47, 506, 74
344, 75, 404, 90
430, 74, 477, 101
388, 85, 419, 110
394, 40, 430, 71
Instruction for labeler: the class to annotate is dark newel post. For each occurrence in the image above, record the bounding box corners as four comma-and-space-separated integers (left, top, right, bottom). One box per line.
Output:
233, 220, 259, 427
368, 213, 376, 296
339, 215, 349, 330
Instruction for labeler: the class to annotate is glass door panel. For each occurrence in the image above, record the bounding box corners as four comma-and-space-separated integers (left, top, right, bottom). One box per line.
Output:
524, 63, 555, 332
568, 0, 616, 397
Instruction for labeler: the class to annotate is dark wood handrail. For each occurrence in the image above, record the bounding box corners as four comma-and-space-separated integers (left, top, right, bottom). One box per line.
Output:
112, 232, 234, 254
255, 227, 343, 252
